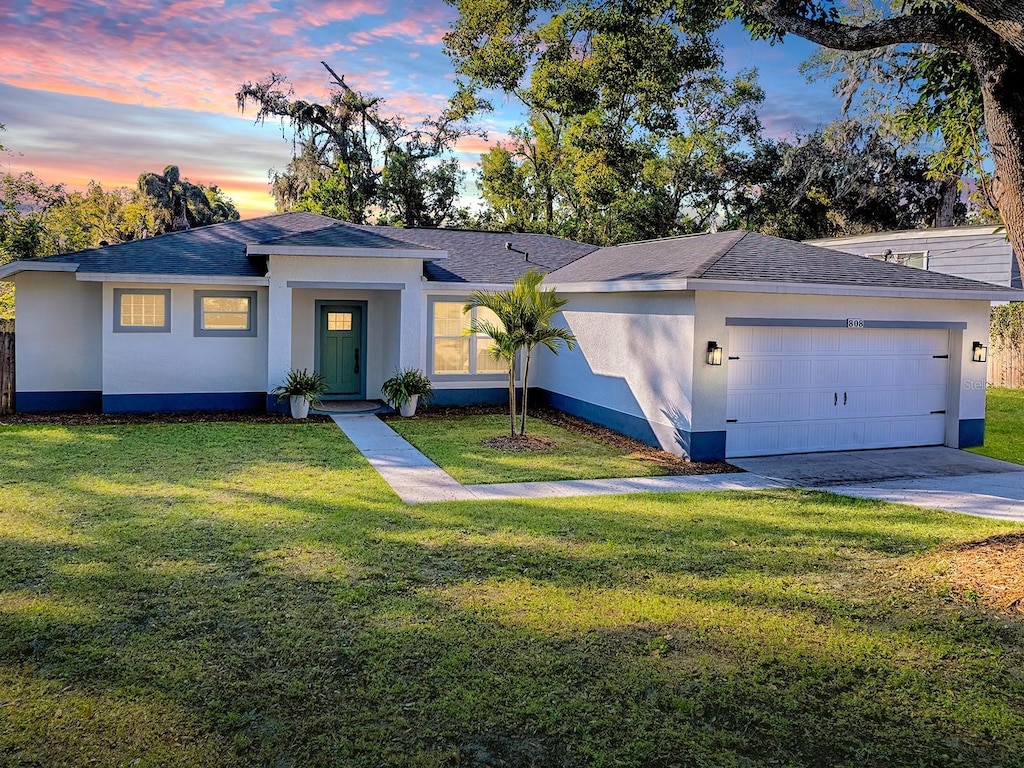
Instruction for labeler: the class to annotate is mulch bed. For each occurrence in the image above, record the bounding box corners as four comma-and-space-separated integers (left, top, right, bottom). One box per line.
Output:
940, 533, 1024, 614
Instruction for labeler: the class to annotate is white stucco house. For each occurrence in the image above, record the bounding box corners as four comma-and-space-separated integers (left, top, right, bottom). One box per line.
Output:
1, 212, 1018, 460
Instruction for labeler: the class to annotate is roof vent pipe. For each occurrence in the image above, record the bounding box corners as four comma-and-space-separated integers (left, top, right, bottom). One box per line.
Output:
505, 241, 529, 262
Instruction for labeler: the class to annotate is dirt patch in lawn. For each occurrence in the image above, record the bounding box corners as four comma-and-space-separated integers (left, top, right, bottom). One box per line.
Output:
397, 404, 738, 475
940, 533, 1024, 614
0, 411, 332, 426
482, 434, 556, 452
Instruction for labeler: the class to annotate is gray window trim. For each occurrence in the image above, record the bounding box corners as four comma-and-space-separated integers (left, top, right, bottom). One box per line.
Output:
113, 288, 171, 333
193, 290, 258, 338
427, 295, 508, 382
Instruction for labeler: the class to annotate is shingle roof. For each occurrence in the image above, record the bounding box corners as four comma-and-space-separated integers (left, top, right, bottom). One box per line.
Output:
24, 212, 430, 277
546, 230, 1020, 293
258, 222, 434, 251
22, 213, 593, 282
19, 215, 1016, 295
352, 225, 599, 282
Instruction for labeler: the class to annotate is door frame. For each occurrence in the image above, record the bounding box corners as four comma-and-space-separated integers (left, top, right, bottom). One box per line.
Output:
314, 300, 368, 399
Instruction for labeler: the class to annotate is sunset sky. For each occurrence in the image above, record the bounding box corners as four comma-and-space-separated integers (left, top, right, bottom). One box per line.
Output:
0, 0, 842, 219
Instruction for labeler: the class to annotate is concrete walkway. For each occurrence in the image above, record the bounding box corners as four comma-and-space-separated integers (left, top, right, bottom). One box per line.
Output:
333, 416, 1024, 521
331, 414, 778, 503
331, 415, 477, 503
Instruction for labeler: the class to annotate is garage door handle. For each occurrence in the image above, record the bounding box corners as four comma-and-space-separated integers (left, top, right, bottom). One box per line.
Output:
843, 392, 847, 406
834, 392, 838, 406
931, 409, 946, 414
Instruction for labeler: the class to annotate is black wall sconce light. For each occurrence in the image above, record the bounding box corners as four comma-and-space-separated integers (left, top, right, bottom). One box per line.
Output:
972, 341, 988, 363
706, 341, 723, 366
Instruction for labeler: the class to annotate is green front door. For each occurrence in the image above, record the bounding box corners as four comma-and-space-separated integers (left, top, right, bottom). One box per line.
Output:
319, 304, 363, 397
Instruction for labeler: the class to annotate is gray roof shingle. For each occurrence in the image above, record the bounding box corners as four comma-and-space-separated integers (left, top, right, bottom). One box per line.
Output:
352, 225, 599, 282
24, 212, 430, 277
546, 230, 1020, 293
20, 215, 1015, 294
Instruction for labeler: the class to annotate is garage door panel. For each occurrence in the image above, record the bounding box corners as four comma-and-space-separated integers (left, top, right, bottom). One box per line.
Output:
725, 327, 950, 458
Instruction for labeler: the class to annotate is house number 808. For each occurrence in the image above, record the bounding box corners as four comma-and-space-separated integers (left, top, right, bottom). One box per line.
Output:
847, 318, 865, 328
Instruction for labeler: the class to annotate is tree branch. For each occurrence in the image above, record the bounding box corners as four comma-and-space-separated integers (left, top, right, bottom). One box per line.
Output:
744, 1, 971, 51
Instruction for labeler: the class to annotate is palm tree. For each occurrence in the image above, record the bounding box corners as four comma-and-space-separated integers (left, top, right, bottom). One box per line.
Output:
464, 288, 527, 438
514, 271, 575, 435
465, 270, 576, 438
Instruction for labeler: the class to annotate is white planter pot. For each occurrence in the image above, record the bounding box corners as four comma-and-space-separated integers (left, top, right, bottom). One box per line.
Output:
289, 395, 311, 420
398, 394, 419, 418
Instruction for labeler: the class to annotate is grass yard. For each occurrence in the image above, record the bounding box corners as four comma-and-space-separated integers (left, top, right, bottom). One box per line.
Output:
969, 386, 1024, 465
2, 422, 1024, 767
386, 412, 680, 484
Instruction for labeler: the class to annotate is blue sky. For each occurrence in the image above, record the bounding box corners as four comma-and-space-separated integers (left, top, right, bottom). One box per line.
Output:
0, 0, 842, 218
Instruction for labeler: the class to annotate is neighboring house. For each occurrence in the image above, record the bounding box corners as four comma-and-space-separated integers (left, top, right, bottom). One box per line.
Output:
805, 225, 1021, 289
1, 212, 1018, 460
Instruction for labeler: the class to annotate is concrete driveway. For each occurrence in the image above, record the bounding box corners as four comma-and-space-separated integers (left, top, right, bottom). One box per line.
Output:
731, 447, 1024, 523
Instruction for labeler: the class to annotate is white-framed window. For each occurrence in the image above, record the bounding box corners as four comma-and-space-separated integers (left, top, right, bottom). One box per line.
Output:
430, 299, 507, 376
113, 289, 170, 333
194, 291, 257, 337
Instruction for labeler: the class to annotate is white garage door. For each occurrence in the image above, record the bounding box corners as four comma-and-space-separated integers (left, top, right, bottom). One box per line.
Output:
725, 326, 950, 458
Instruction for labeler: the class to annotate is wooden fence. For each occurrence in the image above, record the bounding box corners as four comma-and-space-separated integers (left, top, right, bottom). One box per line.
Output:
988, 341, 1024, 389
0, 320, 12, 414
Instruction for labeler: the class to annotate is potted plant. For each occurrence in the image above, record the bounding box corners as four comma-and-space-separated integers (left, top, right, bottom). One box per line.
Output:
271, 368, 328, 419
381, 367, 433, 417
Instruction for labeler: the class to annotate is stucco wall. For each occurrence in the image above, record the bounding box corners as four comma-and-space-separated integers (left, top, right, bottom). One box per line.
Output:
266, 254, 423, 394
532, 291, 696, 453
15, 271, 102, 393
289, 288, 401, 397
101, 282, 268, 395
691, 291, 992, 443
534, 288, 991, 458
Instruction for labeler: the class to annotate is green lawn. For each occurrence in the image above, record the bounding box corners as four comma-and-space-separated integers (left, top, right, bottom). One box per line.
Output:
969, 387, 1024, 464
2, 422, 1024, 767
386, 412, 674, 484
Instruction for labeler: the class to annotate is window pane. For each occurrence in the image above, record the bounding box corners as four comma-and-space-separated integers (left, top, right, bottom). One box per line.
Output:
204, 312, 249, 330
327, 312, 352, 331
203, 296, 248, 313
475, 306, 503, 332
120, 293, 165, 327
433, 302, 470, 337
201, 295, 250, 330
433, 338, 470, 373
476, 338, 507, 372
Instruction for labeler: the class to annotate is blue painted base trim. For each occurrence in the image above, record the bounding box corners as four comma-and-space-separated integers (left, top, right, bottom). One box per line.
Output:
535, 390, 725, 461
103, 392, 265, 414
17, 391, 102, 413
429, 388, 508, 407
959, 418, 985, 449
685, 431, 728, 462
540, 389, 661, 445
266, 394, 288, 414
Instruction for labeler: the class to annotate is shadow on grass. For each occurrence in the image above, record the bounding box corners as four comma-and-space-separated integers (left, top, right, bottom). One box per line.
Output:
1, 423, 1023, 767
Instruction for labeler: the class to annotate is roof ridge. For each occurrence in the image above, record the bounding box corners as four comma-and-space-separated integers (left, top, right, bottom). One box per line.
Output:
253, 218, 361, 246
690, 230, 749, 278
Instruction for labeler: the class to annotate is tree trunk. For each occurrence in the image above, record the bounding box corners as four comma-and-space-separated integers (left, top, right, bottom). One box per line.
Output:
934, 178, 959, 228
975, 44, 1024, 278
507, 364, 517, 439
519, 351, 531, 435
